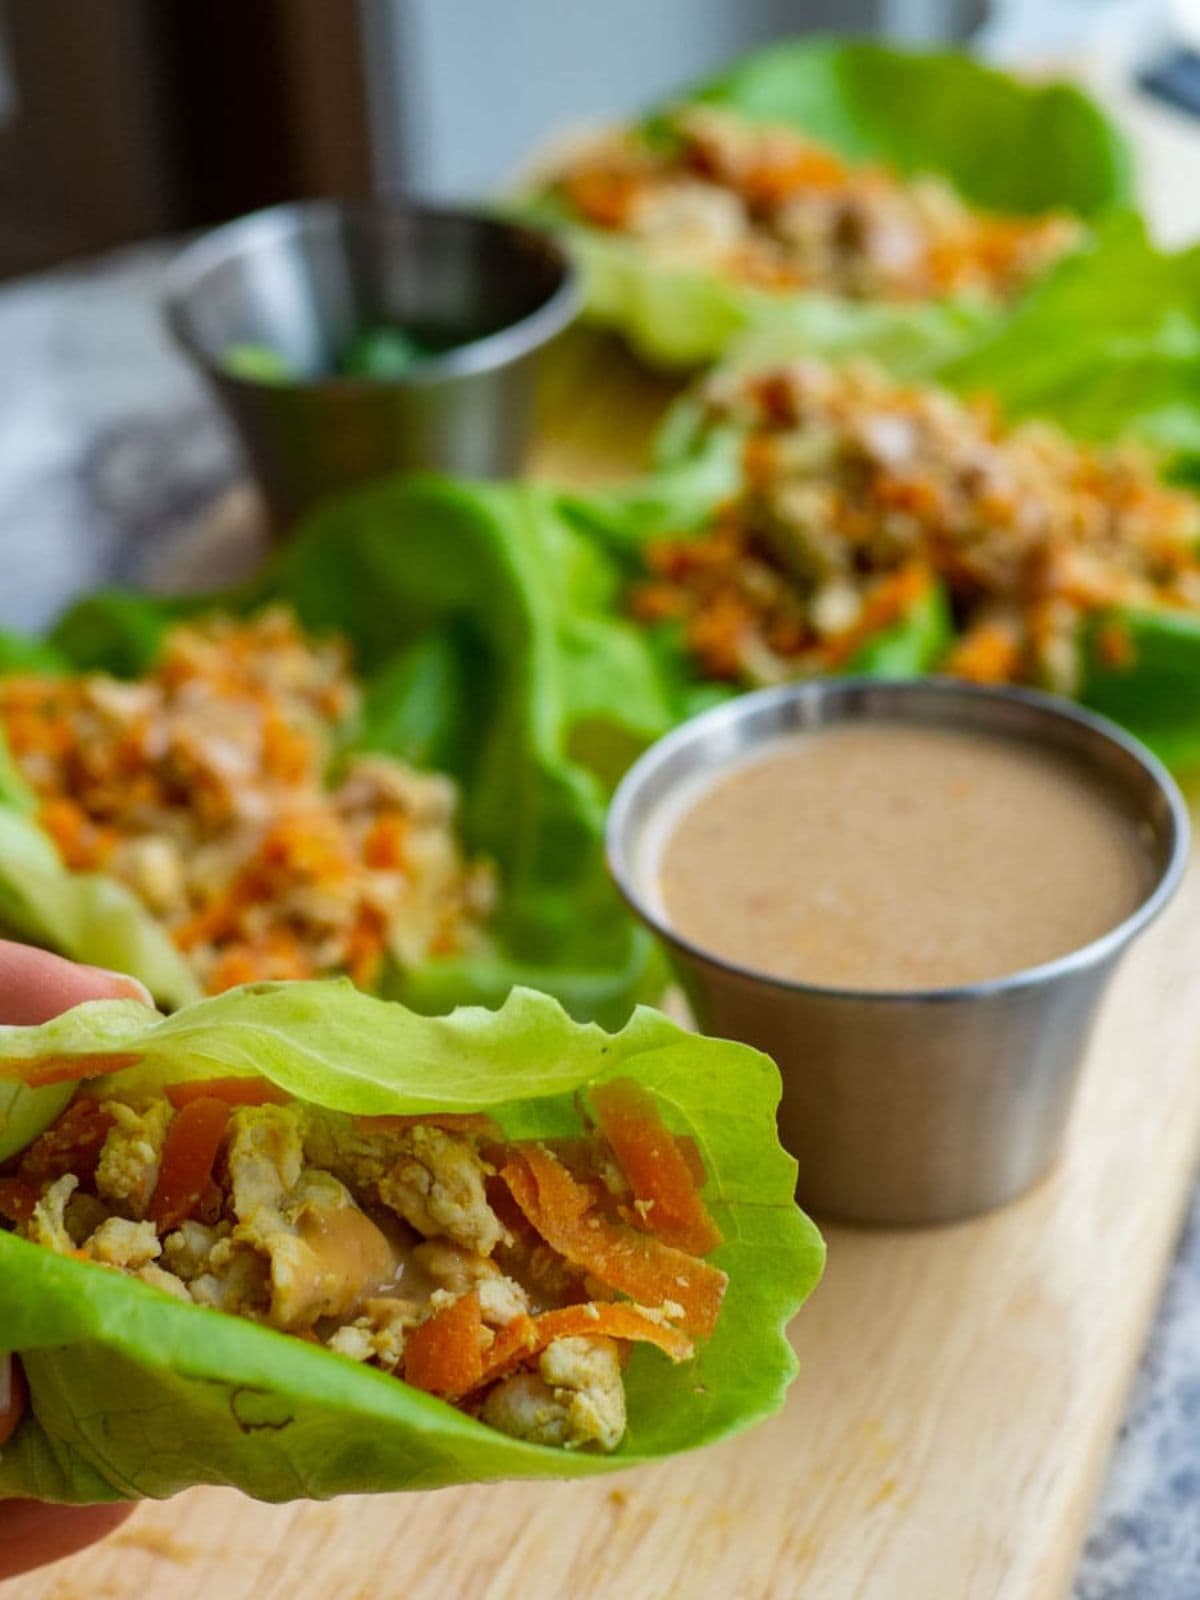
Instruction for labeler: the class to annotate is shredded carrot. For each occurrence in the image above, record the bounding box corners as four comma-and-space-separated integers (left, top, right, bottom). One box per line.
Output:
0, 1355, 26, 1448
345, 904, 387, 989
404, 1292, 486, 1399
16, 1100, 115, 1186
172, 889, 248, 953
363, 813, 409, 871
943, 621, 1023, 685
502, 1147, 727, 1338
0, 1177, 38, 1226
475, 1303, 694, 1390
590, 1080, 722, 1257
12, 1053, 142, 1090
164, 1077, 291, 1110
560, 168, 642, 229
821, 562, 932, 669
149, 1098, 232, 1231
742, 146, 849, 207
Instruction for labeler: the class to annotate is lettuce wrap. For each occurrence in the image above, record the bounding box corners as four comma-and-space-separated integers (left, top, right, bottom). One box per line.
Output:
520, 37, 1130, 367
0, 980, 822, 1502
515, 214, 1200, 776
0, 476, 658, 1028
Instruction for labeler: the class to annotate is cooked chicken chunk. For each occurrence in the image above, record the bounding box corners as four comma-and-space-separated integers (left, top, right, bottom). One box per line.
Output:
225, 1108, 399, 1331
250, 1169, 398, 1332
186, 1238, 272, 1318
137, 1263, 194, 1303
327, 1297, 416, 1371
481, 1336, 626, 1452
306, 1113, 505, 1257
411, 1240, 528, 1326
84, 1217, 161, 1270
377, 1127, 503, 1256
95, 1100, 173, 1218
162, 1219, 229, 1282
226, 1104, 305, 1220
24, 1174, 78, 1254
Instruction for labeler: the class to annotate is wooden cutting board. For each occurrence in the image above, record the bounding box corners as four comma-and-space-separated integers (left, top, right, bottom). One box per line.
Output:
12, 336, 1200, 1600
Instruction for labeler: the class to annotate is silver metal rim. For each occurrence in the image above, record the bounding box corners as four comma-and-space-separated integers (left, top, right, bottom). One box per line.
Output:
162, 196, 582, 390
606, 677, 1191, 1008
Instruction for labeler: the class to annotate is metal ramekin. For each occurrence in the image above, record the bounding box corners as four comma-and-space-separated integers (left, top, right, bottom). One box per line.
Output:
607, 679, 1189, 1226
164, 199, 580, 530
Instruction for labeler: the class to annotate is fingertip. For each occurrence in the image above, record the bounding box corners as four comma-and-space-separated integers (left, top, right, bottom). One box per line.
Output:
75, 968, 156, 1009
0, 942, 156, 1025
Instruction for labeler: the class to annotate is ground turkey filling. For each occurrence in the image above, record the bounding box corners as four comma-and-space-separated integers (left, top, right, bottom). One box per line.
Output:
550, 106, 1082, 304
0, 1077, 726, 1453
630, 361, 1200, 694
0, 607, 495, 993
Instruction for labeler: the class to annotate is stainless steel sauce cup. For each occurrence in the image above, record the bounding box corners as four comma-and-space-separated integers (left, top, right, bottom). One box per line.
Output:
607, 679, 1189, 1226
164, 199, 580, 530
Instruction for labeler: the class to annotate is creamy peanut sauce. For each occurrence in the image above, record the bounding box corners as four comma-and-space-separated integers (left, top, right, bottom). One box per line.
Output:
652, 722, 1152, 992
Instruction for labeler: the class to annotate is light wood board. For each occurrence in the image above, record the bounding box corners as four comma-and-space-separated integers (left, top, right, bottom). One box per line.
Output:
12, 338, 1200, 1600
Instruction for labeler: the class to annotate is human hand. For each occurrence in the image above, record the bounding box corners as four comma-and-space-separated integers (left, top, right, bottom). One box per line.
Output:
0, 940, 154, 1576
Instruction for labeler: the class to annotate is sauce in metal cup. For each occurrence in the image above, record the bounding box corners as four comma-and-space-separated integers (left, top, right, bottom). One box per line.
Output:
607, 679, 1189, 1226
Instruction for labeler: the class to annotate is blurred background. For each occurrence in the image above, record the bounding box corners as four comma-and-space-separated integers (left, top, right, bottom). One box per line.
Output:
0, 0, 1182, 281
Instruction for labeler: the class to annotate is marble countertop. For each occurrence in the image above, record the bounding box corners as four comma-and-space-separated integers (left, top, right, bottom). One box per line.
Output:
0, 240, 1197, 1598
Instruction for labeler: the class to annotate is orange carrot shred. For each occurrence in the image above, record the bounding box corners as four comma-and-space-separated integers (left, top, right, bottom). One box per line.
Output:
404, 1292, 486, 1400
475, 1303, 693, 1391
590, 1079, 722, 1256
502, 1148, 727, 1338
149, 1098, 231, 1232
13, 1052, 141, 1089
164, 1077, 291, 1110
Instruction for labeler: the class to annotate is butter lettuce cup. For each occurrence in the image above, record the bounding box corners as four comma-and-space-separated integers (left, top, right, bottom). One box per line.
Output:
0, 980, 822, 1502
519, 37, 1129, 368
0, 475, 658, 1028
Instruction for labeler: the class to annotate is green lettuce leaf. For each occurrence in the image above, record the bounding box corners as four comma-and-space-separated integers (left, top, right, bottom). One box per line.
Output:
524, 37, 1130, 367
937, 213, 1200, 454
0, 475, 657, 1034
0, 981, 823, 1502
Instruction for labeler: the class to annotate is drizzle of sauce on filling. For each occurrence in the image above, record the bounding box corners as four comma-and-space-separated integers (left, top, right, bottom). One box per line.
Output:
652, 722, 1153, 992
296, 1204, 403, 1321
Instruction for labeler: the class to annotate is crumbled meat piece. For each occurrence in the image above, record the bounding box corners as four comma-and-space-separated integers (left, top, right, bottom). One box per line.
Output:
84, 1217, 161, 1270
245, 1169, 397, 1332
410, 1240, 528, 1326
95, 1100, 173, 1219
306, 1112, 505, 1258
186, 1238, 271, 1318
481, 1336, 626, 1451
162, 1220, 229, 1282
137, 1263, 194, 1302
377, 1126, 504, 1256
23, 1174, 78, 1254
226, 1104, 305, 1221
326, 1297, 416, 1371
